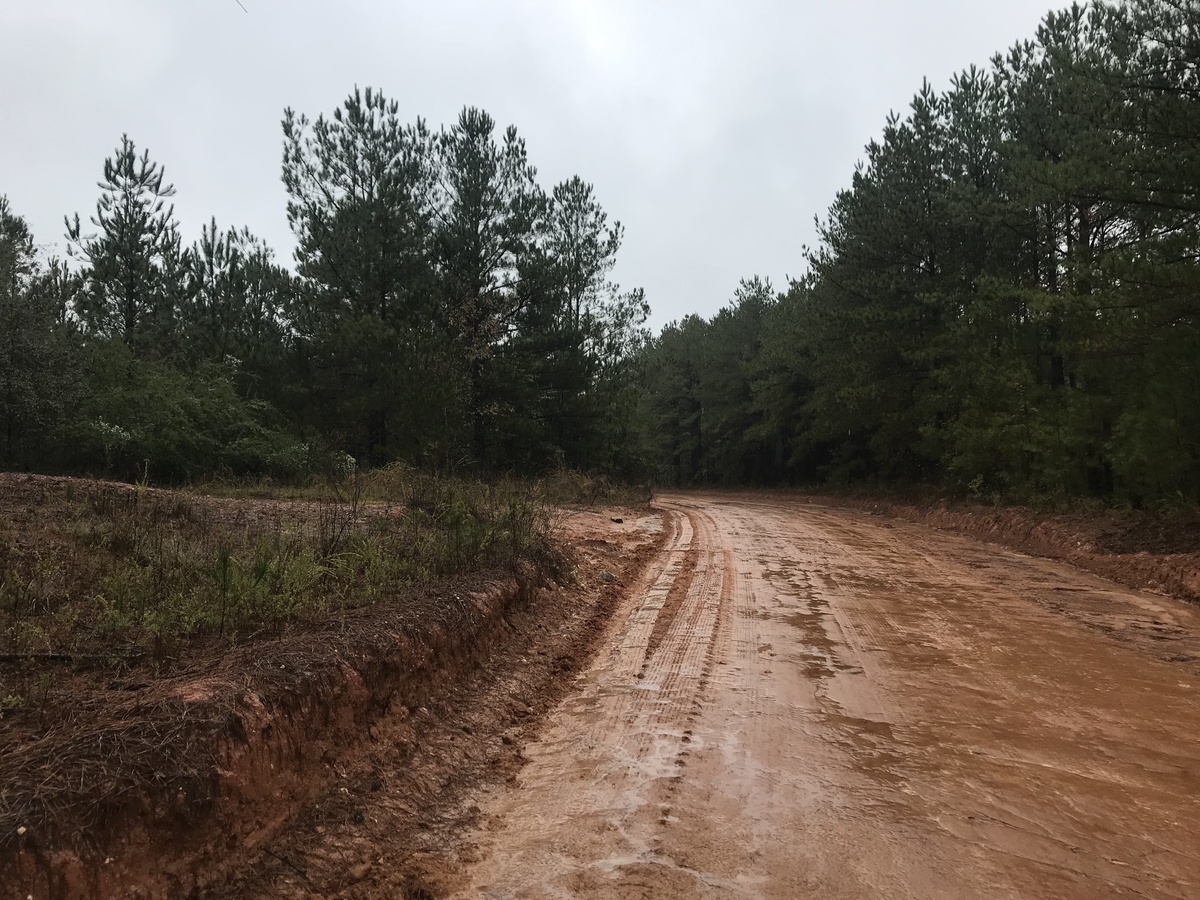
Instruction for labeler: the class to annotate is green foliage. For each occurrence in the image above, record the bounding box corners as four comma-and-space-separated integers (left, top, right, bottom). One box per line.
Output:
281, 87, 446, 464
181, 217, 293, 376
0, 197, 82, 470
58, 340, 299, 482
3, 90, 647, 486
66, 135, 185, 354
278, 90, 647, 474
638, 279, 782, 485
637, 0, 1200, 505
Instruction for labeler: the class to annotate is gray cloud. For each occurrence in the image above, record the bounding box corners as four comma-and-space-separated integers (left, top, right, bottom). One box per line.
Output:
1, 0, 1058, 329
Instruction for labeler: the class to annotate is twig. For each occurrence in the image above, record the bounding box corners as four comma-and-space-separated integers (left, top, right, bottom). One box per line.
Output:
264, 847, 310, 881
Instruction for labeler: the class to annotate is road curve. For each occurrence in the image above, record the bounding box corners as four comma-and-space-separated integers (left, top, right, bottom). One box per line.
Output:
452, 494, 1200, 899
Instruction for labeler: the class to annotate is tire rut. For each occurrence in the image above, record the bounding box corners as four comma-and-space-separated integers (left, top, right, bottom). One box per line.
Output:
643, 546, 700, 660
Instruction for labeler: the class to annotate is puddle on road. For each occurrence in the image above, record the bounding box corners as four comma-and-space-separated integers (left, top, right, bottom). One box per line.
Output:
752, 553, 915, 804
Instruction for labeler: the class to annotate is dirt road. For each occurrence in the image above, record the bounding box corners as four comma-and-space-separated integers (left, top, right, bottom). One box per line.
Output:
450, 495, 1200, 899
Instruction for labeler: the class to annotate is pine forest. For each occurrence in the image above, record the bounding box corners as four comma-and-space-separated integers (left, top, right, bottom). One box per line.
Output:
3, 0, 1199, 507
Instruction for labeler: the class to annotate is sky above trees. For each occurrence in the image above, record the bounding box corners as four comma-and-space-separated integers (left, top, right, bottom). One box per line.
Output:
3, 0, 1058, 328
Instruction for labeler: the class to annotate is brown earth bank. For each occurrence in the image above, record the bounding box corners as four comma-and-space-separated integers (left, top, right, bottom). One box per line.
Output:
3, 572, 536, 900
817, 493, 1200, 606
199, 508, 663, 900
0, 475, 662, 900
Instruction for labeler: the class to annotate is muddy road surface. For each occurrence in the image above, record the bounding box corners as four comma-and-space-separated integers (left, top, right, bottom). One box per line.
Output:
450, 494, 1200, 899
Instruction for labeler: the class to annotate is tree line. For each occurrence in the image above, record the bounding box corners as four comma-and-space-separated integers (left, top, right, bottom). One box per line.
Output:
638, 0, 1200, 505
1, 91, 648, 481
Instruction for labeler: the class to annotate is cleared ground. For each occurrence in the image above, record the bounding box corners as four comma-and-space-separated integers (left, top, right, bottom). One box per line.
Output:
450, 494, 1200, 899
13, 490, 1195, 898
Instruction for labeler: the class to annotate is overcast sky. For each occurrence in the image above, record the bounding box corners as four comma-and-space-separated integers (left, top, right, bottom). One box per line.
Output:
2, 0, 1059, 330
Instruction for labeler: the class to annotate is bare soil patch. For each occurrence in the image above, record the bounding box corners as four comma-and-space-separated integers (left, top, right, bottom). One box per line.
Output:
444, 495, 1200, 898
1, 567, 539, 899
794, 492, 1200, 667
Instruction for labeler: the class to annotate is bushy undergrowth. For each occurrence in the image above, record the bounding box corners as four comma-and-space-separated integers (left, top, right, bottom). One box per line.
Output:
537, 469, 652, 508
197, 466, 649, 506
0, 468, 554, 691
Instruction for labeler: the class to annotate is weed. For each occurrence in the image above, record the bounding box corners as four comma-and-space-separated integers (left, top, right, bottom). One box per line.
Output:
0, 693, 23, 720
0, 468, 558, 678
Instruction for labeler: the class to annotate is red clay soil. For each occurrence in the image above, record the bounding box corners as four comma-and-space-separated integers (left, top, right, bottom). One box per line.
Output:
0, 482, 663, 899
825, 495, 1200, 605
209, 508, 664, 900
447, 494, 1200, 898
1, 571, 538, 899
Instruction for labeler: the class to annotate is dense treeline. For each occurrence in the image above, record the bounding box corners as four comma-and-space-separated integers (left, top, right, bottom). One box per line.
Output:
1, 91, 647, 481
640, 0, 1200, 505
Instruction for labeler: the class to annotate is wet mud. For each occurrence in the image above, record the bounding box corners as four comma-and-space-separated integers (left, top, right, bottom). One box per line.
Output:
449, 495, 1200, 898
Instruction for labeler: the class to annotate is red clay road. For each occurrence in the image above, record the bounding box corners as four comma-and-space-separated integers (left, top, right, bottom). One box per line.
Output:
451, 494, 1200, 899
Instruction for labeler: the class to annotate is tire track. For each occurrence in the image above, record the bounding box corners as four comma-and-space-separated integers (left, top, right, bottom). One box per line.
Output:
606, 506, 726, 791
448, 502, 736, 896
643, 546, 700, 660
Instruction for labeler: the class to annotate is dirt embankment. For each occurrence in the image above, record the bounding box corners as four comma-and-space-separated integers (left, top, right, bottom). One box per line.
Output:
825, 495, 1200, 605
1, 506, 663, 900
2, 572, 541, 899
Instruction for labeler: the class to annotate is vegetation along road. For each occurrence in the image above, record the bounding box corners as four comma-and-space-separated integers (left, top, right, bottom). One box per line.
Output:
446, 495, 1200, 899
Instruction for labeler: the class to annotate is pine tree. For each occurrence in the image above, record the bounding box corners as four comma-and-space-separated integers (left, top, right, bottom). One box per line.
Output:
434, 107, 543, 465
66, 135, 184, 356
0, 197, 81, 468
281, 87, 445, 462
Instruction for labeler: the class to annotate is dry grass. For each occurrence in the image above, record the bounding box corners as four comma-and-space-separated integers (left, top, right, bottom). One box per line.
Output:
0, 468, 553, 703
